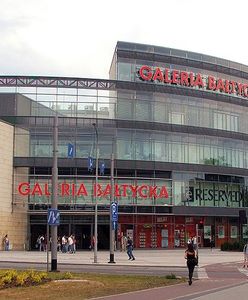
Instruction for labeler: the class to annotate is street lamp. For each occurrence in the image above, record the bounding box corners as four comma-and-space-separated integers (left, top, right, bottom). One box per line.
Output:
92, 123, 98, 263
51, 114, 58, 271
109, 141, 115, 263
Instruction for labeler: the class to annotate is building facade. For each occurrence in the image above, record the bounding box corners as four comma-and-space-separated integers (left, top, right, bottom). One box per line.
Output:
0, 41, 248, 250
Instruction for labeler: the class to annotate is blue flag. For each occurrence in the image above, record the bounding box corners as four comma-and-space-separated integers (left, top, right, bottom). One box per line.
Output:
99, 161, 105, 175
88, 156, 94, 172
68, 143, 74, 158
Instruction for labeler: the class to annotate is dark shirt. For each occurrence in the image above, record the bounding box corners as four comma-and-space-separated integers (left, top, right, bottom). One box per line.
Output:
186, 250, 195, 260
127, 239, 133, 248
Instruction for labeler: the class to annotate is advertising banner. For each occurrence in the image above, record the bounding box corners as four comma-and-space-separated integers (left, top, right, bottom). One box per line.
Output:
218, 225, 225, 239
204, 225, 211, 239
242, 225, 248, 239
230, 226, 238, 238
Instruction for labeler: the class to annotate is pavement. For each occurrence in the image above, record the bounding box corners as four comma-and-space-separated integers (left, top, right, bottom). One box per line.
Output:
0, 249, 247, 300
0, 248, 244, 267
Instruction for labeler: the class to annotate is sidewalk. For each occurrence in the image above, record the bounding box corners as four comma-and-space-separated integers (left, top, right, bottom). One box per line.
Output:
0, 248, 243, 267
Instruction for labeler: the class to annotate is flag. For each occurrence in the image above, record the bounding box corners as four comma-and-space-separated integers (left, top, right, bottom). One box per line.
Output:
100, 161, 105, 175
68, 143, 74, 158
88, 156, 94, 172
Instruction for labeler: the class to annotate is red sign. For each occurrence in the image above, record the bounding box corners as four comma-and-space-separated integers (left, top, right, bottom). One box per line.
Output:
138, 65, 248, 98
17, 182, 169, 199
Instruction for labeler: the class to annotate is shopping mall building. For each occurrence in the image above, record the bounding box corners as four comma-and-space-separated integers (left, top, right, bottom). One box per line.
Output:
1, 41, 248, 250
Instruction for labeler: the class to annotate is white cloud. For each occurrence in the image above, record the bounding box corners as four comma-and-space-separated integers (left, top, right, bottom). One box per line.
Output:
0, 0, 248, 78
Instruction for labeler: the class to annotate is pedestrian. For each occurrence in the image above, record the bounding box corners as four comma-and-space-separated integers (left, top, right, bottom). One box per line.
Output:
184, 242, 198, 285
3, 235, 10, 251
90, 236, 95, 251
36, 235, 41, 251
37, 235, 45, 251
121, 235, 127, 252
243, 241, 248, 268
57, 236, 61, 252
126, 236, 135, 260
210, 236, 215, 251
68, 235, 73, 253
61, 235, 67, 253
72, 235, 76, 253
192, 236, 197, 251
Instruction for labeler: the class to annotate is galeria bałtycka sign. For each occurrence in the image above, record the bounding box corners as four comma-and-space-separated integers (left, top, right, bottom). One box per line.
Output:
138, 66, 248, 99
17, 182, 169, 199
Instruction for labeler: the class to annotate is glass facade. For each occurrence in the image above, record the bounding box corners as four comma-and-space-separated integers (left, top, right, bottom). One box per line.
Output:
2, 41, 248, 249
14, 125, 248, 169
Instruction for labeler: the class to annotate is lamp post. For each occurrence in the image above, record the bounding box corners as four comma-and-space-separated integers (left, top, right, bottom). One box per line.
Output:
92, 123, 98, 263
109, 149, 115, 263
51, 114, 58, 271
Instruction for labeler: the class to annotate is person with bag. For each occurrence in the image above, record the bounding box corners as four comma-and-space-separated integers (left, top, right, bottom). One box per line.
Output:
184, 242, 197, 285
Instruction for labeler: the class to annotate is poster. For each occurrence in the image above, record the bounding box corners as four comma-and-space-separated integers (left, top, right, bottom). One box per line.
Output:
230, 226, 238, 238
218, 225, 225, 239
126, 229, 133, 240
204, 225, 211, 239
242, 225, 248, 239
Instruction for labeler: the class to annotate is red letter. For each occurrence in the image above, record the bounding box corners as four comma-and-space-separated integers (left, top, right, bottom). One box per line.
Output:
77, 184, 88, 196
115, 184, 122, 197
94, 184, 103, 197
207, 76, 216, 90
189, 72, 194, 86
230, 81, 236, 94
237, 83, 243, 95
225, 80, 230, 93
172, 70, 179, 84
216, 79, 225, 92
72, 183, 76, 196
130, 185, 138, 197
180, 71, 189, 86
243, 84, 248, 97
138, 185, 148, 198
44, 183, 51, 196
152, 67, 164, 82
102, 184, 111, 197
164, 68, 172, 83
122, 184, 129, 197
18, 182, 30, 196
158, 186, 169, 198
61, 183, 70, 196
149, 186, 158, 198
139, 66, 152, 81
31, 183, 43, 196
194, 73, 204, 88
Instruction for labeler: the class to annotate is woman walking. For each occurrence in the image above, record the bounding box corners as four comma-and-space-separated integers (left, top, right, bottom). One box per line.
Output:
184, 242, 197, 285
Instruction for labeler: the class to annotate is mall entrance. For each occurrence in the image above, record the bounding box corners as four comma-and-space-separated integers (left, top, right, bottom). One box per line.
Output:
30, 223, 110, 250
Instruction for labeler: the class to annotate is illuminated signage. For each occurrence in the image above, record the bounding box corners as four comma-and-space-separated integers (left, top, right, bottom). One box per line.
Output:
17, 182, 169, 199
138, 65, 248, 99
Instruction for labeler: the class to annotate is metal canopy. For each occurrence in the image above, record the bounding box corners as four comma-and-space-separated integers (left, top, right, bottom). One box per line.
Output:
0, 76, 117, 90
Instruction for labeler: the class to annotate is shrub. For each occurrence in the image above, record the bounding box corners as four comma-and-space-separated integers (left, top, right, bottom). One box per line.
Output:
15, 273, 29, 286
221, 241, 245, 251
0, 270, 49, 289
61, 272, 73, 279
165, 274, 177, 279
221, 242, 229, 251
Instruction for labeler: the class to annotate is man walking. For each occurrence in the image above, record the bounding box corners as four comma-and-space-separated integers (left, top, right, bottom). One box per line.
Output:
126, 236, 135, 261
